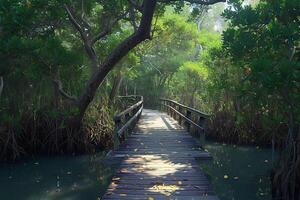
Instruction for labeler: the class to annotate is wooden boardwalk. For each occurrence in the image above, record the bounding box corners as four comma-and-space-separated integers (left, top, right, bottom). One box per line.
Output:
102, 109, 219, 200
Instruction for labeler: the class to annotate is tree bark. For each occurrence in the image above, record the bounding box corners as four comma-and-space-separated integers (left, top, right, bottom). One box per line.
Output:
63, 0, 226, 121
64, 5, 99, 72
76, 0, 157, 119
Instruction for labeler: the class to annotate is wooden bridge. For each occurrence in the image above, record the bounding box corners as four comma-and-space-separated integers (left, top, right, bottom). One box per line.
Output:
102, 97, 219, 200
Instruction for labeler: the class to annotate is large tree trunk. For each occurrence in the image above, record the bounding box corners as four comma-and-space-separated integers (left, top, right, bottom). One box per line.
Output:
63, 0, 226, 122
76, 0, 157, 120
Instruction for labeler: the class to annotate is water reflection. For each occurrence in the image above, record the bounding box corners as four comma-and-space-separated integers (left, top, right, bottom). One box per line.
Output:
0, 136, 273, 199
0, 153, 116, 200
200, 141, 272, 200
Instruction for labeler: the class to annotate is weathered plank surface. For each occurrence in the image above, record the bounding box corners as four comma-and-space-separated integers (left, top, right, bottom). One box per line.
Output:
102, 109, 218, 200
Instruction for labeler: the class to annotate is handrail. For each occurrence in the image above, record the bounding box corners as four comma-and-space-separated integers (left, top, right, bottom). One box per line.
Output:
160, 98, 209, 117
113, 95, 143, 149
160, 99, 209, 142
114, 97, 143, 120
164, 104, 204, 130
116, 105, 143, 137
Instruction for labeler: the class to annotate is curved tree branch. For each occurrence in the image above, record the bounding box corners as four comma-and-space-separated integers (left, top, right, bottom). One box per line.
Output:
64, 4, 88, 42
129, 3, 138, 31
75, 0, 226, 119
91, 11, 128, 45
289, 46, 296, 61
81, 0, 91, 31
91, 30, 110, 45
128, 0, 143, 12
77, 0, 157, 117
65, 4, 99, 70
53, 79, 78, 102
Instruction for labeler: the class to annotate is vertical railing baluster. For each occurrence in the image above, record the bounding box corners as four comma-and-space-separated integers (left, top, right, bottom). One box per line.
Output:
198, 116, 206, 147
167, 101, 170, 115
171, 102, 174, 118
113, 116, 122, 150
178, 105, 182, 125
185, 109, 191, 132
124, 112, 131, 138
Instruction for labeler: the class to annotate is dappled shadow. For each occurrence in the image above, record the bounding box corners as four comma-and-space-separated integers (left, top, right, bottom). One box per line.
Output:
136, 109, 184, 132
103, 109, 217, 199
105, 153, 215, 199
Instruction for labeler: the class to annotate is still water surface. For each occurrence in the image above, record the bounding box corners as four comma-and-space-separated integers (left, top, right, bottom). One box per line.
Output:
201, 141, 272, 200
0, 142, 272, 200
0, 152, 115, 200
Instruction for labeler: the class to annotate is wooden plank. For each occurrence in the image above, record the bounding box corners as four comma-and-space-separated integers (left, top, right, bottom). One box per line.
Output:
112, 175, 209, 181
112, 153, 212, 160
113, 151, 209, 156
111, 179, 210, 185
107, 184, 212, 191
103, 194, 219, 200
102, 109, 217, 200
119, 145, 202, 149
105, 188, 214, 195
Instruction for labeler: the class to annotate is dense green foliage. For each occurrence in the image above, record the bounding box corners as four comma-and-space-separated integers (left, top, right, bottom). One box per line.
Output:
123, 1, 299, 199
0, 0, 217, 160
0, 0, 299, 199
127, 12, 201, 107
0, 0, 140, 160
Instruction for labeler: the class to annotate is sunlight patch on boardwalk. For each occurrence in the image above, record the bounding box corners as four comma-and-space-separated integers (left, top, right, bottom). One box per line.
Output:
102, 109, 218, 200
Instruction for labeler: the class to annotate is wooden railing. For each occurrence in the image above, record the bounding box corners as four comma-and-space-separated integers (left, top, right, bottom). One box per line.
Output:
113, 95, 143, 149
160, 99, 209, 145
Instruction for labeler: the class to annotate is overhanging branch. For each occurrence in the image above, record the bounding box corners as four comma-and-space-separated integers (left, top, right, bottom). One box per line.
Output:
53, 79, 78, 102
75, 0, 225, 118
129, 3, 138, 31
91, 30, 110, 45
77, 0, 157, 115
91, 11, 128, 45
128, 0, 143, 12
64, 4, 88, 42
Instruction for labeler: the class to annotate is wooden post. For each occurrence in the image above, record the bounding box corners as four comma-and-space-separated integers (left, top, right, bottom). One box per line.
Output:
113, 116, 122, 150
170, 102, 174, 118
198, 116, 206, 147
178, 106, 182, 125
174, 103, 177, 119
176, 104, 180, 121
138, 104, 143, 120
167, 101, 170, 115
185, 110, 191, 132
125, 112, 131, 138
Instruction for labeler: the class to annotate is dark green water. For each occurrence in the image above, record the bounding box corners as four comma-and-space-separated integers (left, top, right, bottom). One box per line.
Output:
201, 141, 273, 200
0, 143, 273, 200
0, 153, 116, 200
